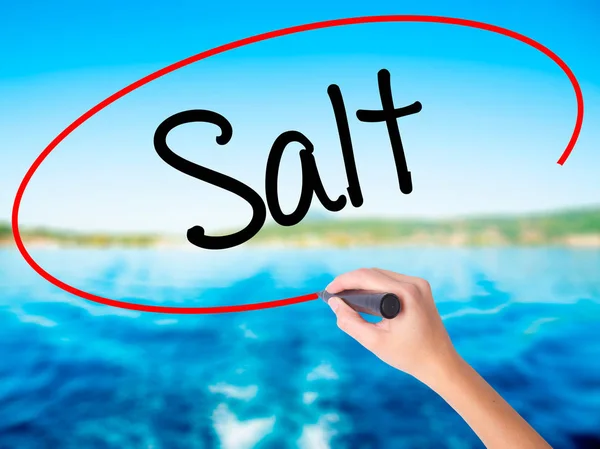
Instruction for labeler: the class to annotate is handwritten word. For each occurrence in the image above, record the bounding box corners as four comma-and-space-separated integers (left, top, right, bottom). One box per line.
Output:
153, 69, 421, 250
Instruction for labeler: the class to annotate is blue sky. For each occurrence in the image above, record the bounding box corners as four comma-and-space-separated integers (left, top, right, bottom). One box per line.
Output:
1, 0, 599, 233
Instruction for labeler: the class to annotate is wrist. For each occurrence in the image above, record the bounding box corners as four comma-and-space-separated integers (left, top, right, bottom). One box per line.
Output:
419, 346, 467, 391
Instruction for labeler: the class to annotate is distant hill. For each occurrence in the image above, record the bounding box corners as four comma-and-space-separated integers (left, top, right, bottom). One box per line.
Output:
0, 222, 163, 248
249, 206, 600, 247
0, 222, 9, 239
2, 206, 600, 248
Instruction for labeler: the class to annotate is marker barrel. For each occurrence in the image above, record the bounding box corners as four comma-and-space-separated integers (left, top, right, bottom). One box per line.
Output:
320, 289, 401, 319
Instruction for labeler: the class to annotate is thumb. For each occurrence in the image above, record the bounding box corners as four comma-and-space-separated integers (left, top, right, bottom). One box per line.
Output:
328, 297, 382, 351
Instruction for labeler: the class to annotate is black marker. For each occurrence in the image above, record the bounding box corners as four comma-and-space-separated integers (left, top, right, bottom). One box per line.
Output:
319, 289, 401, 319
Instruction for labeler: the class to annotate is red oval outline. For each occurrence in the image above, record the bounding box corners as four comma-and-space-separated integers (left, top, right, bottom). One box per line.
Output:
12, 15, 585, 314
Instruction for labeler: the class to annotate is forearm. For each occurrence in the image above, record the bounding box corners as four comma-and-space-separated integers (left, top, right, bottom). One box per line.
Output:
424, 353, 552, 449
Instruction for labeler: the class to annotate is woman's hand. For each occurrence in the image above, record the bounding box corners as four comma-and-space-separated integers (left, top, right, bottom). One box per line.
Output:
326, 267, 457, 385
326, 267, 553, 449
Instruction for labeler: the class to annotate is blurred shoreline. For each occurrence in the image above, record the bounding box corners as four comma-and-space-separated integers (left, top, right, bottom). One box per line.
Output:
3, 206, 600, 249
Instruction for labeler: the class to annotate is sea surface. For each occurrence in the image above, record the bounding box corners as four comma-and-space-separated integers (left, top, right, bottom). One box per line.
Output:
0, 247, 599, 449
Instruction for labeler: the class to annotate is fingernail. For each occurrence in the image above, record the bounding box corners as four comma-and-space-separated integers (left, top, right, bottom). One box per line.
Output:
328, 297, 341, 312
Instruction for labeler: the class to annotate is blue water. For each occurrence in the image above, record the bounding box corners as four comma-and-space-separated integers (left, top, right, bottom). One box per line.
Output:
1, 247, 599, 448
